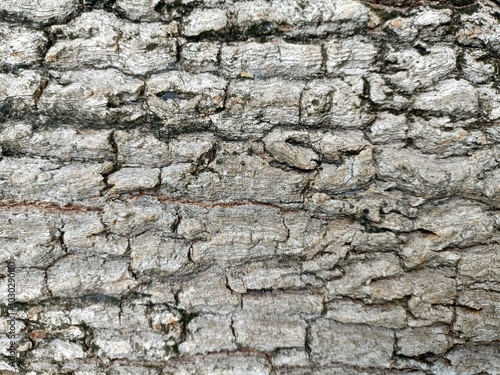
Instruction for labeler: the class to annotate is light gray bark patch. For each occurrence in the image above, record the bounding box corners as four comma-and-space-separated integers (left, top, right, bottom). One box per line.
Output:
1, 0, 500, 373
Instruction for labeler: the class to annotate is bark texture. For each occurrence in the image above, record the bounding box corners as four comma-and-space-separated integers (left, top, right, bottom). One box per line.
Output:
1, 0, 500, 373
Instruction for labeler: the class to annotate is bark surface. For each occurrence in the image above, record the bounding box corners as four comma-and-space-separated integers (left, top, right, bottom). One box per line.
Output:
1, 0, 500, 373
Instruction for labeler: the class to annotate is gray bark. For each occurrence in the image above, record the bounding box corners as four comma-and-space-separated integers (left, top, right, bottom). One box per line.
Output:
0, 0, 499, 373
